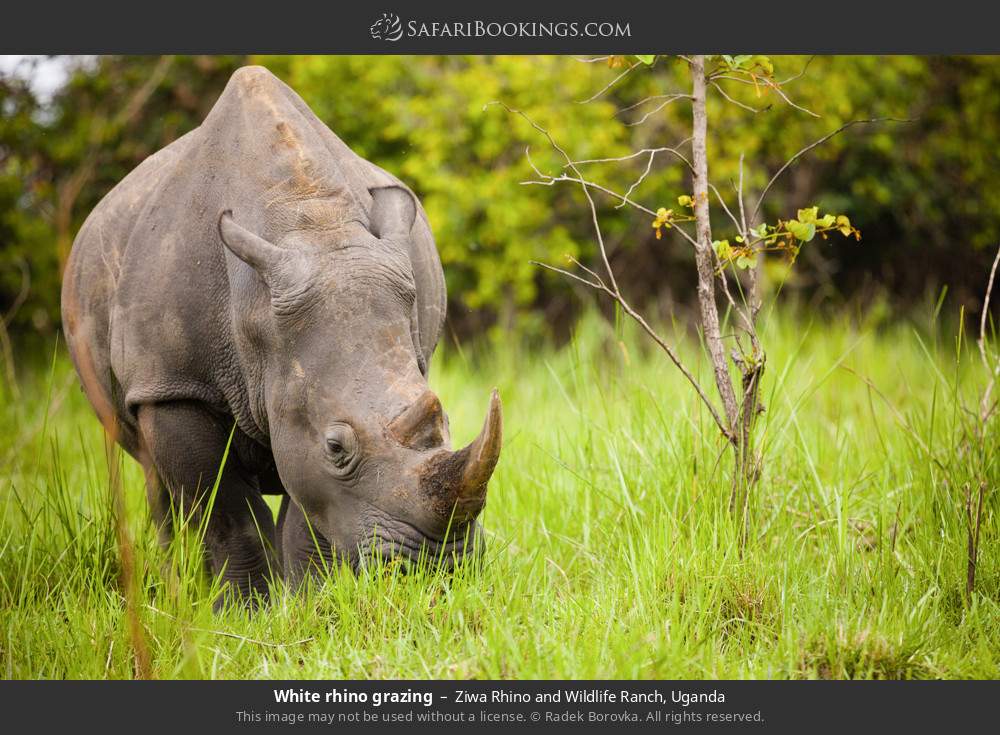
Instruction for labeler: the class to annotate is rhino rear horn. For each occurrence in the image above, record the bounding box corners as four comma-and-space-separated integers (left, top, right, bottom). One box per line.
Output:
218, 210, 285, 281
388, 391, 449, 451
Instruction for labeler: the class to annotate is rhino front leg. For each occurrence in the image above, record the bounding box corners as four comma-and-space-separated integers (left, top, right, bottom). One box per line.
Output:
277, 495, 335, 588
137, 401, 278, 607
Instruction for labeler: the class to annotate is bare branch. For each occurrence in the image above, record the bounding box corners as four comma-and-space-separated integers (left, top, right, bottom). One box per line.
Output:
493, 99, 733, 441
521, 172, 700, 251
488, 102, 622, 294
716, 260, 754, 344
534, 170, 702, 250
566, 255, 609, 289
617, 93, 692, 125
569, 141, 693, 174
708, 183, 743, 233
750, 117, 914, 224
767, 80, 820, 118
615, 295, 735, 442
524, 146, 548, 180
978, 244, 1000, 363
529, 171, 701, 248
530, 260, 603, 290
626, 96, 692, 127
707, 187, 756, 356
978, 245, 1000, 423
578, 60, 641, 104
736, 155, 762, 329
533, 260, 735, 441
617, 93, 691, 114
709, 73, 819, 118
778, 56, 815, 86
618, 150, 657, 209
711, 81, 766, 114
737, 154, 748, 234
522, 172, 651, 208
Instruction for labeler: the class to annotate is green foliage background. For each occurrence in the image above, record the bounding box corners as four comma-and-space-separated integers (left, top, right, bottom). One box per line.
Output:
2, 55, 999, 338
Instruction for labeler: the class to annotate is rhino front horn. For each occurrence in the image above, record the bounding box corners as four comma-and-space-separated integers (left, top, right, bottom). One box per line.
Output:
457, 389, 503, 503
420, 389, 502, 522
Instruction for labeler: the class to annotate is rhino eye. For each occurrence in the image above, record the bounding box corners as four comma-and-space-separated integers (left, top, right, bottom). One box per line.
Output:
324, 424, 358, 470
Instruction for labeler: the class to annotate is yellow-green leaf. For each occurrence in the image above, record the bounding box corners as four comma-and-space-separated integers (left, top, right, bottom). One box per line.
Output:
787, 219, 816, 242
797, 207, 819, 224
713, 239, 733, 259
836, 214, 853, 236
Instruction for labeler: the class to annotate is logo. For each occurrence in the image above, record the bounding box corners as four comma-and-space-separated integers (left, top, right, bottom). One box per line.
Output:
370, 12, 403, 42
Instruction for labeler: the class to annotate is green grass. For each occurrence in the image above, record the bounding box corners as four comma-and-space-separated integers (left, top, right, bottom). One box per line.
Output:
1, 308, 998, 679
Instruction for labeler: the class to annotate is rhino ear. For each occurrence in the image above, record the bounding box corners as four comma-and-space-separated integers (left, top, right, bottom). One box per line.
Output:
218, 210, 285, 281
369, 186, 416, 241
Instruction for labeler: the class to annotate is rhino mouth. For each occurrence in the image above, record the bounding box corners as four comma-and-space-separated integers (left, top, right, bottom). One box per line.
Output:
356, 517, 478, 571
369, 534, 469, 568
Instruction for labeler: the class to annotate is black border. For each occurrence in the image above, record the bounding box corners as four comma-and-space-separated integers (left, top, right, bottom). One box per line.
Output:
4, 1, 1000, 54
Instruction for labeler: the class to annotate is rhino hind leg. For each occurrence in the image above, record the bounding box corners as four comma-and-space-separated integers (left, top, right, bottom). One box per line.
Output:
136, 401, 279, 608
141, 461, 174, 549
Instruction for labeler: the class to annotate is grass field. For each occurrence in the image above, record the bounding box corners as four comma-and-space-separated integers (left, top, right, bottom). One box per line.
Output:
1, 308, 998, 679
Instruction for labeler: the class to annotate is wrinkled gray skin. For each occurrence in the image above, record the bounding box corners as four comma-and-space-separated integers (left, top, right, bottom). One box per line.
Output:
61, 66, 502, 604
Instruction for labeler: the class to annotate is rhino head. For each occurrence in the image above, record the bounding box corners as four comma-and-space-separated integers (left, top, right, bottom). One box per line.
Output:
218, 188, 501, 572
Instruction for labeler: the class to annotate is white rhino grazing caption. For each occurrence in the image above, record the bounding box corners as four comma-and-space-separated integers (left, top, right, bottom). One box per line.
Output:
61, 66, 502, 604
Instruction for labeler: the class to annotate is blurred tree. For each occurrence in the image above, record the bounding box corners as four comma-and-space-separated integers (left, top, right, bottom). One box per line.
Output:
262, 55, 1000, 335
0, 55, 245, 335
606, 55, 1000, 309
2, 55, 998, 341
